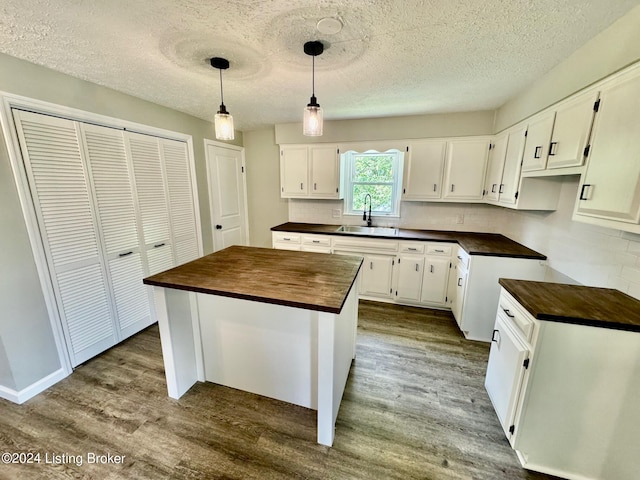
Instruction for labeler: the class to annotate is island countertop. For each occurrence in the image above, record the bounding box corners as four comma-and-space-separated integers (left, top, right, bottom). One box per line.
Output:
143, 245, 363, 314
271, 222, 546, 259
499, 278, 640, 332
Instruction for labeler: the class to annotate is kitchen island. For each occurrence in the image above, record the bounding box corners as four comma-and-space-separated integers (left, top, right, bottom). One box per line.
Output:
143, 245, 363, 446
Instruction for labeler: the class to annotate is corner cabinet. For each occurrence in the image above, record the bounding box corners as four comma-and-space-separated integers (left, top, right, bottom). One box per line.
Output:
573, 67, 640, 232
279, 144, 343, 199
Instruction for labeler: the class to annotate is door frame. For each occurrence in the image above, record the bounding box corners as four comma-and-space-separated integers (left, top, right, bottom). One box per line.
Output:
0, 91, 203, 401
204, 139, 250, 251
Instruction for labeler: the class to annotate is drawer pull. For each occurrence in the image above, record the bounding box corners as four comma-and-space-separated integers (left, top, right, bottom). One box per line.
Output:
433, 184, 437, 192
153, 243, 165, 248
119, 251, 133, 257
408, 247, 417, 251
430, 265, 434, 273
491, 329, 500, 343
579, 184, 591, 201
283, 237, 291, 241
434, 249, 444, 253
491, 184, 496, 193
457, 278, 462, 287
415, 264, 419, 272
502, 308, 515, 318
548, 142, 558, 156
312, 240, 320, 243
370, 261, 373, 270
534, 145, 542, 159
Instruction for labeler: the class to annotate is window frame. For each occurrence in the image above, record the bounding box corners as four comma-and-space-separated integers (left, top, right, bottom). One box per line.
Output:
342, 149, 404, 218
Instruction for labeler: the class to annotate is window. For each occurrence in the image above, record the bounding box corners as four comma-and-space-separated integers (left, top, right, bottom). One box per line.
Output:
343, 150, 404, 217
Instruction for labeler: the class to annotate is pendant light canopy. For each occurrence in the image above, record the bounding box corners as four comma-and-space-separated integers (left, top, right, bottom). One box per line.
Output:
210, 57, 235, 141
303, 41, 324, 137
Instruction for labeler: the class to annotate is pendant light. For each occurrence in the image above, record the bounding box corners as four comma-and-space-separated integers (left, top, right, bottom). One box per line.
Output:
210, 57, 235, 141
303, 41, 324, 136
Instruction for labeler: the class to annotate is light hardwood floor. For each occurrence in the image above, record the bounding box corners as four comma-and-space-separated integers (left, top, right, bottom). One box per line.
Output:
0, 301, 559, 480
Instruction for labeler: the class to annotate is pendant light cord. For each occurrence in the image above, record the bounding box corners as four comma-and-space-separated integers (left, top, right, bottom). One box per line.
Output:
219, 68, 225, 106
312, 55, 315, 97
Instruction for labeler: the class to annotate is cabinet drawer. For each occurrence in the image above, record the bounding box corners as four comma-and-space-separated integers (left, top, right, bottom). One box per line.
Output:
498, 291, 534, 342
427, 244, 452, 256
302, 235, 330, 246
400, 243, 425, 254
273, 232, 301, 244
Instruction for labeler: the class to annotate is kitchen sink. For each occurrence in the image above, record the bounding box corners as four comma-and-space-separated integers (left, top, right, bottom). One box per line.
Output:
336, 225, 399, 236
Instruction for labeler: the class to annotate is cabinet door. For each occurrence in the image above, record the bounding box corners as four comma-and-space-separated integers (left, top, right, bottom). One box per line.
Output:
360, 255, 394, 297
421, 257, 450, 305
498, 126, 527, 206
403, 140, 446, 200
485, 314, 529, 441
280, 146, 309, 197
522, 112, 555, 172
310, 145, 340, 198
484, 133, 508, 202
443, 139, 489, 200
575, 72, 640, 224
395, 255, 424, 302
12, 110, 117, 367
547, 91, 599, 169
452, 263, 467, 327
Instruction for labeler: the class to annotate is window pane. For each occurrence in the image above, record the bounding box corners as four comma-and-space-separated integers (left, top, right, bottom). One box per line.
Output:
352, 184, 393, 213
353, 155, 394, 183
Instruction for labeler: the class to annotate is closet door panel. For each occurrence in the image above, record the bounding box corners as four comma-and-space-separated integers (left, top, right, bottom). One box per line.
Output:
162, 138, 199, 264
12, 110, 116, 366
80, 124, 151, 338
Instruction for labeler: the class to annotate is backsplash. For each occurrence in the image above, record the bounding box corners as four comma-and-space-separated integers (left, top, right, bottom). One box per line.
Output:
288, 177, 640, 301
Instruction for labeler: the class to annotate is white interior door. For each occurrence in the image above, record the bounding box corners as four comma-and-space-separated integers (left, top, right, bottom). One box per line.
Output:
205, 141, 248, 251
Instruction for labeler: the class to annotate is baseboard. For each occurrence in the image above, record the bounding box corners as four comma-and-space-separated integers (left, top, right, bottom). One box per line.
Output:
0, 368, 68, 404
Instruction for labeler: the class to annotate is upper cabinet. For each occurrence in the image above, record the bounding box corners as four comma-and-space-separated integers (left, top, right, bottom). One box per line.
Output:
280, 144, 343, 199
401, 136, 489, 203
442, 138, 490, 201
573, 68, 640, 232
484, 132, 509, 203
522, 90, 599, 174
402, 139, 447, 200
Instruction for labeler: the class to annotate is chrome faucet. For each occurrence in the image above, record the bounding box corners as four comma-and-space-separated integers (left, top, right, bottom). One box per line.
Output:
363, 194, 372, 227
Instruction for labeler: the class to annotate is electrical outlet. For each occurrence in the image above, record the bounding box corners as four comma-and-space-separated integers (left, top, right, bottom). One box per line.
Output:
332, 209, 341, 218
456, 214, 464, 224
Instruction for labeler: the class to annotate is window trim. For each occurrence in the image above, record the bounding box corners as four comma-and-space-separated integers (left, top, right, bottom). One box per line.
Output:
342, 149, 404, 218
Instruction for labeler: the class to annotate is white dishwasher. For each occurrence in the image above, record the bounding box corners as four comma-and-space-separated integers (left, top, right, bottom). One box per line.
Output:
484, 305, 530, 444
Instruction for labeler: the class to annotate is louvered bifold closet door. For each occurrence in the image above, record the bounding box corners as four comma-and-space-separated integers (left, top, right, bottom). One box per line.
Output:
125, 132, 174, 276
12, 110, 116, 366
161, 138, 200, 264
79, 123, 152, 341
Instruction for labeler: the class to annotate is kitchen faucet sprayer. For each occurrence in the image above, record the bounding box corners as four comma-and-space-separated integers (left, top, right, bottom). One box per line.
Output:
363, 194, 372, 227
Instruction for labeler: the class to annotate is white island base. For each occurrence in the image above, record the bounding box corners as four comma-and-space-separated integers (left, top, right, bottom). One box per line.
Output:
151, 280, 359, 447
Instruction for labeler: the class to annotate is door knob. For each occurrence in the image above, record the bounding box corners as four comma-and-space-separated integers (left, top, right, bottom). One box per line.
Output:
215, 224, 222, 229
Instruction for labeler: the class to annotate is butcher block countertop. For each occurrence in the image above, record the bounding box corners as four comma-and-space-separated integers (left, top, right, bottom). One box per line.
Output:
272, 222, 546, 259
499, 278, 640, 332
143, 245, 363, 314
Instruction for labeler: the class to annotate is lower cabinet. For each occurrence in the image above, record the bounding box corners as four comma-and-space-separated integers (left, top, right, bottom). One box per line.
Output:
486, 287, 640, 480
360, 254, 395, 298
395, 253, 424, 302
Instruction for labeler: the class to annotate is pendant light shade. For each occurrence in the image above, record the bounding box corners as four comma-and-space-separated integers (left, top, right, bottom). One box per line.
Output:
210, 57, 235, 141
303, 41, 324, 137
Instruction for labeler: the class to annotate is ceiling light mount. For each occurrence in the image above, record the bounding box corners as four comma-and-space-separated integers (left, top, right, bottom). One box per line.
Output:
210, 56, 235, 141
303, 41, 324, 137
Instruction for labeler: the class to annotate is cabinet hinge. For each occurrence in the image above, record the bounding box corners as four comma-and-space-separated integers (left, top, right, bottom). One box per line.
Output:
593, 99, 601, 112
509, 425, 515, 435
397, 258, 401, 264
281, 187, 284, 192
445, 296, 448, 302
403, 188, 406, 194
337, 148, 340, 154
583, 145, 591, 157
524, 130, 528, 137
392, 259, 395, 265
523, 358, 530, 369
406, 146, 409, 152
449, 262, 452, 268
482, 189, 486, 196
336, 187, 339, 193
395, 290, 397, 295
514, 191, 519, 200
241, 166, 244, 173
280, 150, 283, 156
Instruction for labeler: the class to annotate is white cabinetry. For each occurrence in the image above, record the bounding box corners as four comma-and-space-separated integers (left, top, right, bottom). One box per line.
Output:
484, 132, 509, 202
301, 235, 332, 253
272, 232, 302, 250
573, 68, 640, 232
395, 245, 425, 302
450, 251, 546, 341
486, 287, 640, 480
521, 112, 555, 172
421, 253, 451, 306
442, 138, 490, 201
402, 140, 447, 200
12, 109, 200, 367
279, 144, 343, 199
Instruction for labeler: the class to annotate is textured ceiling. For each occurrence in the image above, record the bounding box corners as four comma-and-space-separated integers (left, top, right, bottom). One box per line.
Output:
1, 1, 638, 131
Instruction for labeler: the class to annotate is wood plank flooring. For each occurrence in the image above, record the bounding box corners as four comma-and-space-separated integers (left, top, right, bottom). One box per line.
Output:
0, 301, 560, 480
